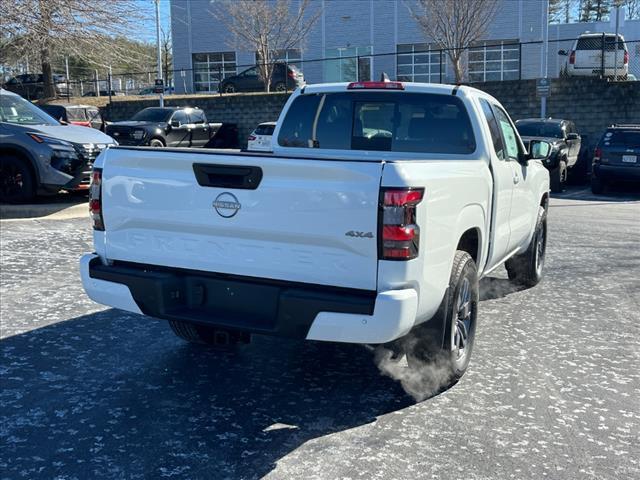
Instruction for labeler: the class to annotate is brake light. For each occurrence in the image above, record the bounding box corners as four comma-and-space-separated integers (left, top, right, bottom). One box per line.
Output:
569, 50, 575, 65
347, 81, 404, 90
248, 135, 256, 141
288, 69, 295, 79
379, 188, 424, 260
624, 51, 629, 65
89, 168, 104, 231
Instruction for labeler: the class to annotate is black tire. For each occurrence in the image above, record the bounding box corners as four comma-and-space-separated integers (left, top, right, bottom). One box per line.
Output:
223, 83, 236, 93
549, 160, 567, 193
149, 138, 165, 148
168, 320, 250, 347
505, 205, 547, 288
405, 251, 479, 389
274, 82, 286, 92
0, 155, 35, 204
591, 174, 606, 194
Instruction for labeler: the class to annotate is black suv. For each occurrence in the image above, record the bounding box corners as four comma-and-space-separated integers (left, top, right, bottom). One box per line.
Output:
105, 107, 238, 149
591, 125, 640, 194
3, 74, 71, 100
515, 118, 582, 192
219, 63, 305, 93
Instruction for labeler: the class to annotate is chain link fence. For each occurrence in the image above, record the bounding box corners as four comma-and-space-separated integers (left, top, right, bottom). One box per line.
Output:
2, 34, 639, 102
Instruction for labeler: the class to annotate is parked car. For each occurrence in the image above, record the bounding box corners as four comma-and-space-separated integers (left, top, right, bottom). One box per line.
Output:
82, 90, 125, 97
39, 104, 105, 131
105, 106, 237, 148
558, 33, 629, 79
0, 89, 115, 203
80, 80, 551, 391
247, 122, 276, 152
3, 74, 70, 100
515, 118, 581, 192
137, 86, 175, 96
591, 124, 640, 194
218, 63, 305, 93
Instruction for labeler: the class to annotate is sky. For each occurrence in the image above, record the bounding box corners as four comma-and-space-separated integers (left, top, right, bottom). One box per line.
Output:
134, 0, 173, 45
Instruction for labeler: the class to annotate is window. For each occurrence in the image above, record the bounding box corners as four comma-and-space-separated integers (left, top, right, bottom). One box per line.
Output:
192, 52, 237, 92
493, 107, 520, 160
396, 43, 445, 83
603, 129, 640, 148
576, 35, 625, 51
278, 92, 476, 155
171, 111, 188, 126
324, 46, 372, 82
255, 49, 302, 69
189, 110, 206, 124
255, 124, 275, 135
468, 40, 519, 82
515, 121, 564, 139
239, 67, 259, 77
479, 99, 505, 160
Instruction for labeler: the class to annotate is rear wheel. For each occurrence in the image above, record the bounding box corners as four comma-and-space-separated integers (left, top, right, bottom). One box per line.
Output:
506, 205, 547, 288
0, 155, 35, 204
168, 320, 250, 347
274, 82, 286, 92
223, 83, 236, 93
403, 251, 479, 392
549, 160, 567, 193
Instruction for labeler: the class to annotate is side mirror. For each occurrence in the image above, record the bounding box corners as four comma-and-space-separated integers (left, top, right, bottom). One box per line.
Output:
566, 132, 579, 140
558, 49, 568, 56
170, 120, 180, 128
528, 140, 552, 161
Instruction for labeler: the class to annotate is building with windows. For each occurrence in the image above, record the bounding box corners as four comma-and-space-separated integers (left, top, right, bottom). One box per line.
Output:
170, 0, 640, 94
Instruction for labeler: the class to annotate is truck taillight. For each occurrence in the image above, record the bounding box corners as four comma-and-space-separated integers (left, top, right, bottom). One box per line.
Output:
379, 188, 424, 260
594, 147, 602, 161
569, 50, 575, 65
248, 135, 256, 141
624, 51, 629, 65
89, 168, 104, 231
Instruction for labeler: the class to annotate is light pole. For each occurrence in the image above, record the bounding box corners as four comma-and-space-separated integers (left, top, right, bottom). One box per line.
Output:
541, 0, 549, 118
155, 0, 164, 107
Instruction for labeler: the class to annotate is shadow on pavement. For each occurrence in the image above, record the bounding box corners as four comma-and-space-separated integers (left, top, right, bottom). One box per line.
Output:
552, 183, 640, 203
0, 309, 414, 479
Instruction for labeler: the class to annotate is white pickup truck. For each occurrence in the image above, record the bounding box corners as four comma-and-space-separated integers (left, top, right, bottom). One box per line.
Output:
81, 80, 550, 386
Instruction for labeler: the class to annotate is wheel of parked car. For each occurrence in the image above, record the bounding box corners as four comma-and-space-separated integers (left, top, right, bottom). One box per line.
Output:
168, 320, 250, 348
0, 155, 35, 204
403, 250, 479, 393
549, 160, 567, 193
505, 205, 547, 288
590, 174, 606, 194
149, 138, 165, 148
223, 83, 236, 93
274, 82, 286, 92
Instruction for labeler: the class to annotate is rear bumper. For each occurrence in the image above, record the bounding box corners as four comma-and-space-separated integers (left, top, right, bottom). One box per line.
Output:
593, 164, 640, 181
80, 254, 418, 344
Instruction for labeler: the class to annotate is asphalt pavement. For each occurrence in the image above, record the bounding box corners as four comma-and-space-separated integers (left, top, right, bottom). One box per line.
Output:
1, 186, 639, 479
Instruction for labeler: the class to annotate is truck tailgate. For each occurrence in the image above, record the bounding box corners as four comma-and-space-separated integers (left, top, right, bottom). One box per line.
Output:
101, 149, 383, 290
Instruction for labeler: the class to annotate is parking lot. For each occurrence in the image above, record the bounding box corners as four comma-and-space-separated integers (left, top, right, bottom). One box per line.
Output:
0, 186, 638, 479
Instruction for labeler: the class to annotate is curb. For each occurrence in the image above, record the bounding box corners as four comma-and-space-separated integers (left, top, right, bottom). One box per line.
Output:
0, 202, 88, 221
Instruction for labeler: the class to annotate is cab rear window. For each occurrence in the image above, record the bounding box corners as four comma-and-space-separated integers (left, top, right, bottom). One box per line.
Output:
277, 92, 476, 155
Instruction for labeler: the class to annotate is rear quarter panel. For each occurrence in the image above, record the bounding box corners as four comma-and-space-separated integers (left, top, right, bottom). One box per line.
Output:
380, 159, 491, 324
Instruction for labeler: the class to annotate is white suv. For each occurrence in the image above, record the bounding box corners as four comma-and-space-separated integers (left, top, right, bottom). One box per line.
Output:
560, 33, 629, 79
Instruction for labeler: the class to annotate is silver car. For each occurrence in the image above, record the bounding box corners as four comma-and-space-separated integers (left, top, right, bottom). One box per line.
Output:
0, 89, 116, 203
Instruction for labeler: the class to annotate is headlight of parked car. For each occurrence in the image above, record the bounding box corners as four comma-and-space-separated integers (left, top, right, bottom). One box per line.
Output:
132, 129, 145, 140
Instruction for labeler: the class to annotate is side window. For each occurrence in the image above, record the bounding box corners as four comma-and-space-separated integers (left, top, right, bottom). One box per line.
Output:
479, 99, 505, 160
189, 110, 206, 124
493, 107, 520, 160
241, 67, 258, 77
172, 111, 188, 125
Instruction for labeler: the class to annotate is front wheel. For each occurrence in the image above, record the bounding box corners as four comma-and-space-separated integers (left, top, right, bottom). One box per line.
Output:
549, 160, 567, 193
149, 138, 165, 148
0, 155, 35, 204
223, 83, 236, 93
273, 82, 286, 92
505, 205, 547, 288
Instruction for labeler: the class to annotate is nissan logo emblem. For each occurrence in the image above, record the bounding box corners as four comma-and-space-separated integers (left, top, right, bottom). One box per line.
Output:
212, 192, 241, 218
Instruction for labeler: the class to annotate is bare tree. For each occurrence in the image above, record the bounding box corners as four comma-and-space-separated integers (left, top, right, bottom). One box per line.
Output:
161, 27, 173, 90
2, 0, 144, 98
407, 0, 499, 84
212, 0, 321, 92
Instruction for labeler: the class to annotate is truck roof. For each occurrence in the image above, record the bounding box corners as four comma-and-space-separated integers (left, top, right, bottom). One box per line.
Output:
300, 81, 470, 96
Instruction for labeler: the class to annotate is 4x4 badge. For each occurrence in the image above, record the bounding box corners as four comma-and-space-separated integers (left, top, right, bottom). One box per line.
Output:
345, 230, 373, 238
